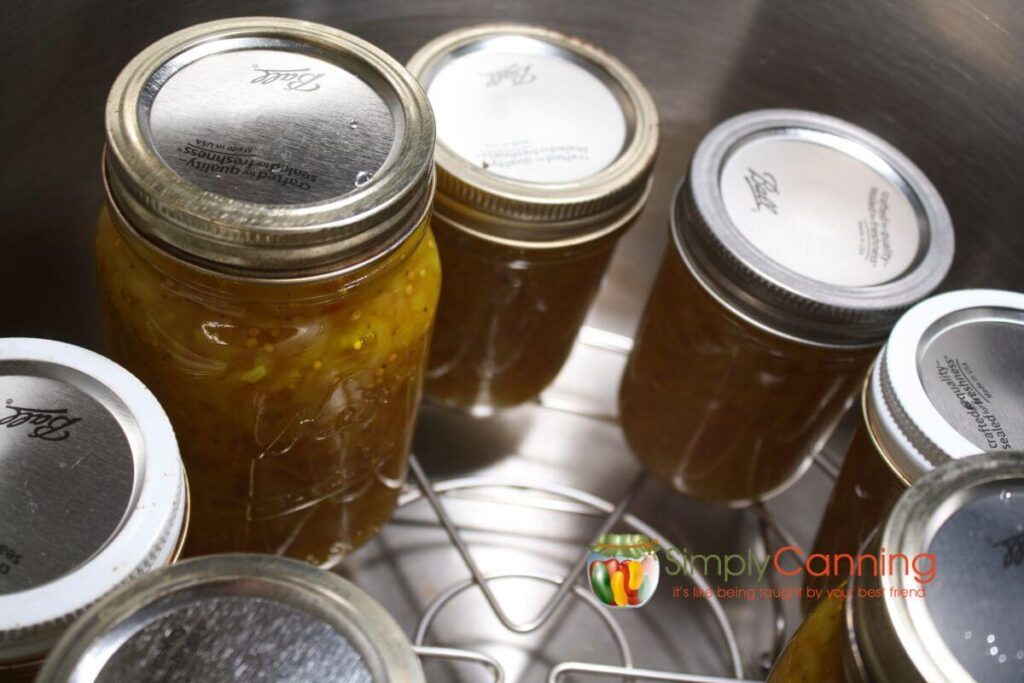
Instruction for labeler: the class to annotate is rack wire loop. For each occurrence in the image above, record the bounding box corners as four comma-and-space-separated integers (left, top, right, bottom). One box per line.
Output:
403, 461, 751, 680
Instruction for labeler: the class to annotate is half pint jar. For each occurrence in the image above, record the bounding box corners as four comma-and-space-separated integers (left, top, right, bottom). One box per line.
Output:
407, 24, 659, 414
37, 554, 425, 682
768, 452, 1024, 683
619, 110, 954, 504
0, 339, 187, 682
805, 289, 1024, 607
98, 18, 439, 565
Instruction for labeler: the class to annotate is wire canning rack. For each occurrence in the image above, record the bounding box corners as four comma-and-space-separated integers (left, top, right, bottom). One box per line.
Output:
367, 327, 843, 683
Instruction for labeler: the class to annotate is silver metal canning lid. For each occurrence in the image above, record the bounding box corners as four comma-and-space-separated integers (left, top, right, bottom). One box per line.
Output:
674, 109, 954, 347
866, 289, 1024, 484
105, 17, 435, 277
36, 555, 425, 683
0, 339, 186, 664
407, 24, 659, 246
851, 452, 1024, 683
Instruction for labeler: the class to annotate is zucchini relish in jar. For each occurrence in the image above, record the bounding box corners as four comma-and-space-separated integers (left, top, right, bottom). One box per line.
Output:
620, 110, 954, 504
407, 24, 659, 414
98, 17, 439, 565
806, 289, 1024, 607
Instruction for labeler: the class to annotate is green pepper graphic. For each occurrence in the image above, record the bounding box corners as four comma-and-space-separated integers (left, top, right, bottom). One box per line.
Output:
589, 560, 614, 605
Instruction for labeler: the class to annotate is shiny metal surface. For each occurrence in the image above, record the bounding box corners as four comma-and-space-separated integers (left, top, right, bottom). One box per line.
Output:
97, 598, 374, 683
38, 554, 424, 683
917, 307, 1024, 450
0, 338, 185, 664
4, 1, 1024, 344
679, 110, 954, 347
926, 480, 1024, 681
423, 32, 628, 184
3, 1, 1024, 680
340, 330, 839, 681
105, 17, 436, 276
149, 45, 395, 204
0, 368, 134, 593
853, 452, 1024, 683
874, 289, 1024, 481
408, 24, 659, 245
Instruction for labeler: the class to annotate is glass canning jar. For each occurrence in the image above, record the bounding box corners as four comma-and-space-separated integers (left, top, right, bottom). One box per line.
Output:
805, 289, 1024, 608
37, 555, 424, 683
407, 24, 659, 415
0, 339, 187, 682
98, 18, 438, 566
620, 110, 954, 504
769, 452, 1024, 683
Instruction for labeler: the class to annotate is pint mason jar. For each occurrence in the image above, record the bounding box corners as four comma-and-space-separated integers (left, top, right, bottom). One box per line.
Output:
37, 555, 425, 683
619, 110, 954, 504
769, 453, 1024, 683
0, 339, 187, 682
407, 24, 659, 415
98, 18, 439, 565
804, 289, 1024, 609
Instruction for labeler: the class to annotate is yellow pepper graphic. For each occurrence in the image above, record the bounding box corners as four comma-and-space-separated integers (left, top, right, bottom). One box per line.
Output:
610, 566, 628, 606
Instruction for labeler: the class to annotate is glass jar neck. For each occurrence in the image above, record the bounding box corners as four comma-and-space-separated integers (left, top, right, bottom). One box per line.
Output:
103, 197, 429, 307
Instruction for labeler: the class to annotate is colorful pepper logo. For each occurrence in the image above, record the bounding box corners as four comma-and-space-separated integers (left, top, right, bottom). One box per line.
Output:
587, 533, 659, 608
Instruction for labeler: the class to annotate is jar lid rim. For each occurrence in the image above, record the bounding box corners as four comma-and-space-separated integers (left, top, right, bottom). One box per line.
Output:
407, 23, 659, 242
853, 452, 1024, 682
105, 17, 435, 276
674, 109, 955, 345
869, 288, 1024, 479
35, 555, 424, 682
0, 338, 185, 662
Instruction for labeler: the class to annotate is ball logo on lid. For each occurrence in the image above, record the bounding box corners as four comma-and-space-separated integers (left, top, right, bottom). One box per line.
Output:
482, 63, 536, 88
743, 168, 780, 215
0, 398, 81, 441
994, 530, 1024, 568
250, 66, 325, 92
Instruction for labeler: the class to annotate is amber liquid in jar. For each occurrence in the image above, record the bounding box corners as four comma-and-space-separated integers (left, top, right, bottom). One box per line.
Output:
803, 395, 907, 611
426, 214, 623, 412
767, 589, 852, 683
409, 24, 658, 415
0, 659, 44, 683
619, 249, 876, 504
96, 206, 440, 565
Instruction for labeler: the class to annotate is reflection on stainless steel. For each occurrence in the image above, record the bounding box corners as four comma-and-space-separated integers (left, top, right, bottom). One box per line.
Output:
4, 1, 1024, 680
753, 516, 787, 671
408, 458, 647, 635
413, 646, 505, 683
393, 469, 745, 680
346, 327, 856, 679
6, 1, 1022, 344
549, 663, 761, 683
345, 329, 848, 681
417, 573, 632, 682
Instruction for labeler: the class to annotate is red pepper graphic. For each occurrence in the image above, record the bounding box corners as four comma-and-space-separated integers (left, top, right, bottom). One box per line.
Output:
590, 558, 646, 606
